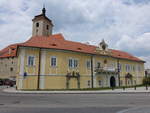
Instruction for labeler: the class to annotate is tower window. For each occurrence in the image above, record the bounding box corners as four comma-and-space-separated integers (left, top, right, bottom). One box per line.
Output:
36, 23, 39, 27
47, 25, 49, 30
10, 67, 13, 72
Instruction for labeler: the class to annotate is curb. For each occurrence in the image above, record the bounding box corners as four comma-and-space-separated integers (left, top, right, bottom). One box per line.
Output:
3, 88, 150, 94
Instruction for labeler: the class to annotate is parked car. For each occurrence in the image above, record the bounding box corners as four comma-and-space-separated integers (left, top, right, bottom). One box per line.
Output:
0, 79, 3, 86
3, 79, 16, 87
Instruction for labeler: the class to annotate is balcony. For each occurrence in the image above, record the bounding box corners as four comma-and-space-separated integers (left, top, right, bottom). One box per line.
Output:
95, 66, 118, 74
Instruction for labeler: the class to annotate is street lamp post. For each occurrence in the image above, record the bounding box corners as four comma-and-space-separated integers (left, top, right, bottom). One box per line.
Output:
145, 71, 148, 90
117, 59, 120, 87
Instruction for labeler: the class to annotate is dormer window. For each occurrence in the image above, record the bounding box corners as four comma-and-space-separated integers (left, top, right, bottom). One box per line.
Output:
36, 22, 39, 27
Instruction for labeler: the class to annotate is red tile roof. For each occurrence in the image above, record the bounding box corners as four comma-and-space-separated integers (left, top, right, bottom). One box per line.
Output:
0, 34, 145, 62
0, 44, 18, 58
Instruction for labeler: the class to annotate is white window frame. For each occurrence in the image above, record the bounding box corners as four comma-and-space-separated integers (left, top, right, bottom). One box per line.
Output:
125, 64, 130, 72
68, 58, 78, 68
50, 56, 57, 67
74, 59, 78, 68
27, 55, 35, 66
69, 58, 73, 68
86, 60, 91, 69
87, 80, 90, 87
98, 80, 102, 86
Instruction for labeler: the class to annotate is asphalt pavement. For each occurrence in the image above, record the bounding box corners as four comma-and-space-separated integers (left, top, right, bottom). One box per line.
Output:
0, 87, 150, 113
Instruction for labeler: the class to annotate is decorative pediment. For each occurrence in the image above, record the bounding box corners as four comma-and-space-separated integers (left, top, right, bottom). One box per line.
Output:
125, 73, 133, 78
99, 39, 108, 50
95, 39, 112, 55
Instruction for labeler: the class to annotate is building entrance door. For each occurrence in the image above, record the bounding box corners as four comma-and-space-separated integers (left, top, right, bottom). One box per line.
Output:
110, 76, 116, 87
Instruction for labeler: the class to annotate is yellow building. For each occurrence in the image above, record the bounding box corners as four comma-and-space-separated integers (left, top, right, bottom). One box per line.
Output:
0, 8, 145, 90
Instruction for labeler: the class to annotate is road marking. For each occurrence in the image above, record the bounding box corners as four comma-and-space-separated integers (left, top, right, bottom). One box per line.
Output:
117, 107, 146, 113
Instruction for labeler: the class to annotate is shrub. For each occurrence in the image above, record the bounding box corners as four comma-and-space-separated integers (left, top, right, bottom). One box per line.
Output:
143, 77, 150, 85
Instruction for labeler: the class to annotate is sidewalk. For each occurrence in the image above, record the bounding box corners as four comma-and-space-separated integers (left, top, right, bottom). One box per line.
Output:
3, 87, 150, 94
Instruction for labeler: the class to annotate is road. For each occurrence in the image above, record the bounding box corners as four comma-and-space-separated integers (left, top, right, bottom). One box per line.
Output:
0, 88, 150, 113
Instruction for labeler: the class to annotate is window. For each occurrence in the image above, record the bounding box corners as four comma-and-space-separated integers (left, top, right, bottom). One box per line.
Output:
69, 59, 73, 68
98, 80, 102, 86
126, 64, 131, 72
68, 58, 78, 68
133, 66, 135, 72
87, 80, 90, 87
36, 22, 39, 27
47, 25, 49, 30
28, 56, 35, 66
86, 60, 91, 69
10, 67, 13, 72
51, 56, 57, 67
111, 63, 115, 68
74, 59, 78, 68
118, 63, 122, 72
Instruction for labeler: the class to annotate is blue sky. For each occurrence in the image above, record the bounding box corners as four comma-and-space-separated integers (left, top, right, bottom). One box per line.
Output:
0, 0, 150, 68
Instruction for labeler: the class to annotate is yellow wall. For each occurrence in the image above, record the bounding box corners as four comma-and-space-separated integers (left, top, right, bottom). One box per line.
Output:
45, 49, 91, 76
17, 47, 145, 90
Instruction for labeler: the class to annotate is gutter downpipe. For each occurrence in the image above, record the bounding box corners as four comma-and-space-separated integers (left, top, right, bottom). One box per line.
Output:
37, 48, 41, 90
91, 55, 94, 88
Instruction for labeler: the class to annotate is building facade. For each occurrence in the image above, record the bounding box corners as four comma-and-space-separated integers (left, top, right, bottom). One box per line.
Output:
0, 8, 145, 90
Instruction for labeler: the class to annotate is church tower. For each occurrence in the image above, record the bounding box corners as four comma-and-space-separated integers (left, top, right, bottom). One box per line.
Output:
32, 7, 53, 37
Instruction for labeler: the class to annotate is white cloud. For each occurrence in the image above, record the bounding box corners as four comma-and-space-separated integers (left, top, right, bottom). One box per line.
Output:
116, 33, 150, 51
0, 0, 150, 68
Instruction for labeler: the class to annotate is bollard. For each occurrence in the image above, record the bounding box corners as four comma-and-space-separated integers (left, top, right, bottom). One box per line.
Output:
123, 86, 125, 90
134, 85, 136, 90
146, 84, 148, 90
111, 86, 114, 90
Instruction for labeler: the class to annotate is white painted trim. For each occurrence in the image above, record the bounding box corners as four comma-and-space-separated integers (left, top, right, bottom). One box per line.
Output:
18, 76, 24, 89
39, 50, 46, 89
27, 55, 36, 66
50, 56, 57, 67
19, 49, 25, 75
41, 51, 46, 75
39, 76, 45, 89
18, 48, 25, 89
86, 59, 91, 70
